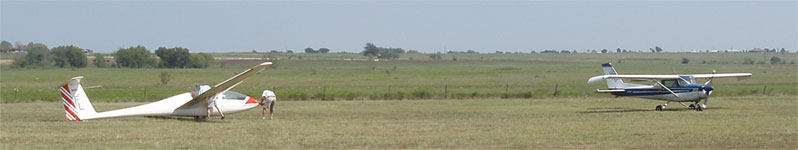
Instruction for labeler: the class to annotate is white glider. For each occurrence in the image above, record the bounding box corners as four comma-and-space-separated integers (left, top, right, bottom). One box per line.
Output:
61, 62, 272, 121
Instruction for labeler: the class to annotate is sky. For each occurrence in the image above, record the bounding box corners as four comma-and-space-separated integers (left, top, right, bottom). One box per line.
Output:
2, 0, 796, 53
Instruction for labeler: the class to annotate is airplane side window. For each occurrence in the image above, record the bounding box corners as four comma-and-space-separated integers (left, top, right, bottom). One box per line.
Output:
661, 80, 677, 88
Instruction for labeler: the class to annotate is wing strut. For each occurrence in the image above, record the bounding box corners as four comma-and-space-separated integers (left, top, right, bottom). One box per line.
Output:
653, 81, 680, 99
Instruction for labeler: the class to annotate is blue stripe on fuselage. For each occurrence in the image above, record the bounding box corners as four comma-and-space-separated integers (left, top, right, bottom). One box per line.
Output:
611, 88, 696, 96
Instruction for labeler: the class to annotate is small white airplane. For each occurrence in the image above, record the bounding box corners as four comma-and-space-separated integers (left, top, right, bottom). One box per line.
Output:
587, 63, 752, 111
61, 62, 272, 121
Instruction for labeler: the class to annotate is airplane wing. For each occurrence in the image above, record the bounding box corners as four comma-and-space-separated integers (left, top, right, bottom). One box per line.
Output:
176, 62, 272, 110
587, 73, 752, 84
691, 73, 752, 79
587, 75, 680, 84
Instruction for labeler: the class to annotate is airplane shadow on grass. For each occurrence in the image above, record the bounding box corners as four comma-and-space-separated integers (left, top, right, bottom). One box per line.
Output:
42, 116, 224, 123
577, 107, 726, 114
144, 116, 226, 123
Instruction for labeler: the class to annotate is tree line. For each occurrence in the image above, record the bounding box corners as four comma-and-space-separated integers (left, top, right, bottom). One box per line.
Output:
5, 40, 212, 69
361, 42, 405, 59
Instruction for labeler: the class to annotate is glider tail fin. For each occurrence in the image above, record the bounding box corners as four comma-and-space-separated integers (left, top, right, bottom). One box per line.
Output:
601, 63, 625, 89
61, 76, 97, 121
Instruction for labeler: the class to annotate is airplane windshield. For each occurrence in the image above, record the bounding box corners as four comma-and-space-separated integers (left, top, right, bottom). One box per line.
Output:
222, 91, 248, 100
679, 76, 695, 84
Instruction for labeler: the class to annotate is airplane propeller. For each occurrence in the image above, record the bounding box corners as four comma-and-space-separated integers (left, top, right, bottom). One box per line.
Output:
701, 70, 716, 108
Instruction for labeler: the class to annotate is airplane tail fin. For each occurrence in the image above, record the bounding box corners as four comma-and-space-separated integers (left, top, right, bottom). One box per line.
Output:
601, 63, 625, 89
61, 76, 97, 121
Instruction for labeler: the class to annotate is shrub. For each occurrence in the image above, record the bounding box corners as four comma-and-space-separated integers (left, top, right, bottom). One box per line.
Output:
160, 71, 170, 85
681, 58, 689, 64
411, 88, 431, 99
770, 56, 781, 64
743, 58, 755, 64
94, 53, 107, 68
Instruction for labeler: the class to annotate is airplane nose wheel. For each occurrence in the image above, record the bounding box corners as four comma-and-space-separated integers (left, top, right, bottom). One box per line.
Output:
655, 105, 664, 111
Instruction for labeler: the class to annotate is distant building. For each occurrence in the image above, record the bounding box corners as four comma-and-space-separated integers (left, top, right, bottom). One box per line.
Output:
748, 48, 767, 53
725, 49, 741, 53
83, 49, 94, 53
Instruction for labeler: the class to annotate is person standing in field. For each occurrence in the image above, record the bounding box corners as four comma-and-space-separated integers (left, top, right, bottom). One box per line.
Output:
261, 90, 277, 120
197, 84, 224, 120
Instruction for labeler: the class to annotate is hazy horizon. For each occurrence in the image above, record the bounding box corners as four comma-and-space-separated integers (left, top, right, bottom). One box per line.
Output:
2, 1, 796, 53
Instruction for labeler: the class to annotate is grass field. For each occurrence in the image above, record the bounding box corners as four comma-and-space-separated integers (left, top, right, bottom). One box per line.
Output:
1, 53, 796, 102
1, 96, 795, 149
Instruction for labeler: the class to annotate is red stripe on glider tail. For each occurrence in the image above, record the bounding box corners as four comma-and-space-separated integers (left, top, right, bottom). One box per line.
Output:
61, 92, 75, 107
64, 104, 80, 121
63, 84, 71, 94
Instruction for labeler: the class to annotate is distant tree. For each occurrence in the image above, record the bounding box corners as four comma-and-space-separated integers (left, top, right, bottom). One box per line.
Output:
304, 48, 317, 53
286, 50, 294, 53
530, 51, 536, 53
155, 47, 191, 68
601, 49, 608, 53
361, 43, 401, 59
650, 48, 656, 53
23, 43, 51, 67
655, 46, 663, 53
362, 43, 379, 57
390, 48, 405, 54
0, 40, 12, 52
541, 50, 558, 53
115, 46, 156, 68
378, 49, 399, 59
681, 58, 689, 64
429, 52, 442, 60
251, 50, 257, 53
94, 53, 107, 68
616, 48, 621, 53
572, 50, 577, 53
780, 48, 786, 53
318, 48, 330, 53
187, 53, 213, 68
51, 45, 88, 68
770, 56, 782, 64
406, 50, 421, 54
560, 50, 571, 53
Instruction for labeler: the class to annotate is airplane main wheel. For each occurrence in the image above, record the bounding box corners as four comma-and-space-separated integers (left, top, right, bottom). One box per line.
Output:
655, 105, 664, 111
696, 106, 704, 112
688, 104, 696, 110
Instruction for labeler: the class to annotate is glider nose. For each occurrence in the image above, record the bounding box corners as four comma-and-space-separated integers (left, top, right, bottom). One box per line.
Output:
246, 97, 258, 104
